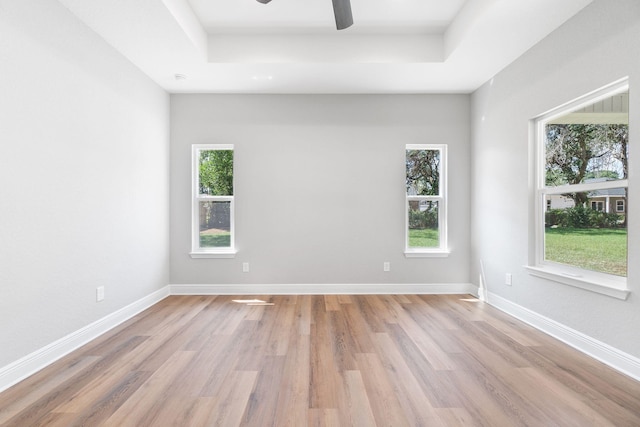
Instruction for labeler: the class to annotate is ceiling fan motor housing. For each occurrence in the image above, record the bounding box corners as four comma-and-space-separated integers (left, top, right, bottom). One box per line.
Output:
255, 0, 353, 30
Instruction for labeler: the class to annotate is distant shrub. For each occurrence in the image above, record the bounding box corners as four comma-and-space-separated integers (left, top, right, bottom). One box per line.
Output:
546, 206, 623, 229
592, 211, 621, 228
567, 205, 592, 228
545, 209, 569, 227
409, 206, 438, 229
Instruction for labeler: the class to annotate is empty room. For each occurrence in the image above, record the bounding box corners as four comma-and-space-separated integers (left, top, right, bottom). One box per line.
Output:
1, 0, 640, 425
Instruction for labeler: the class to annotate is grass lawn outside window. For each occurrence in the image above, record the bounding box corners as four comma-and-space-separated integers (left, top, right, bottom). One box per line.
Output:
199, 230, 231, 248
544, 227, 627, 277
408, 228, 439, 248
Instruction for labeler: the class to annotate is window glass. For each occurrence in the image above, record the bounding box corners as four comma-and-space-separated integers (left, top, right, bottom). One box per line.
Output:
199, 150, 233, 196
408, 200, 439, 248
544, 189, 627, 277
406, 149, 440, 196
199, 201, 232, 248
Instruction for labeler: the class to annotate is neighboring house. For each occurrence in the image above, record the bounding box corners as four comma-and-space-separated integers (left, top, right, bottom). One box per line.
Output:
547, 195, 575, 211
588, 187, 626, 213
546, 178, 626, 214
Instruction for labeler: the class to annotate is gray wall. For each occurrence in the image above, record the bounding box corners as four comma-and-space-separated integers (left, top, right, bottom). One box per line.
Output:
170, 95, 471, 285
0, 1, 170, 367
470, 0, 640, 357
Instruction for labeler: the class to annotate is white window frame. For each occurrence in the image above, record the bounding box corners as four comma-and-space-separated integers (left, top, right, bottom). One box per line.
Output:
526, 79, 629, 299
616, 199, 625, 213
405, 144, 449, 258
190, 144, 236, 258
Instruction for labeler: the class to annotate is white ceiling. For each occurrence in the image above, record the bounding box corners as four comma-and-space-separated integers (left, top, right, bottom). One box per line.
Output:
189, 0, 466, 32
56, 0, 593, 94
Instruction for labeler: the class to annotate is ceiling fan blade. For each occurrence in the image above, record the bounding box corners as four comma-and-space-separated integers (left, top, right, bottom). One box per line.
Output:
332, 0, 353, 30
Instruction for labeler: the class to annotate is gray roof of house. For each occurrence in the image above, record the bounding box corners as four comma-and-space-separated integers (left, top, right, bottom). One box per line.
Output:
588, 188, 626, 197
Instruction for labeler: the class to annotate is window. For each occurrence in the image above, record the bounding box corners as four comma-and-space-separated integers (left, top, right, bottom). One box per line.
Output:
405, 144, 448, 257
528, 79, 629, 299
191, 144, 235, 258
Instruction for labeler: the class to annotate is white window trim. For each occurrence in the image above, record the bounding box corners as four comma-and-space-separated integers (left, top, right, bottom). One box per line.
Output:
528, 78, 629, 300
190, 144, 237, 259
616, 200, 625, 212
404, 144, 449, 258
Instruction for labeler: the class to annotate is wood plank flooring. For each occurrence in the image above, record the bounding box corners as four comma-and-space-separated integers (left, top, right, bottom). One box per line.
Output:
2, 294, 640, 426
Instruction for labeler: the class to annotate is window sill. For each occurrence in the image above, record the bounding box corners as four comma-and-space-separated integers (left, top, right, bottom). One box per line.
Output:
190, 250, 237, 259
404, 250, 450, 258
525, 265, 630, 300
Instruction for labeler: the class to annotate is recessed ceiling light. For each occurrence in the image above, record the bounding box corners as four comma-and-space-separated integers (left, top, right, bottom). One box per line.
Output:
251, 75, 273, 81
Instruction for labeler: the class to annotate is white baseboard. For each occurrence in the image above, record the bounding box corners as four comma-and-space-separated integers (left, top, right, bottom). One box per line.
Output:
0, 286, 170, 393
486, 292, 640, 382
170, 282, 479, 296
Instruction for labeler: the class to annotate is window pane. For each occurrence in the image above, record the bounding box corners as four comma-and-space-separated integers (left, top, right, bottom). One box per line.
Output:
199, 150, 233, 196
406, 149, 440, 196
408, 200, 439, 248
545, 92, 628, 186
544, 191, 627, 276
199, 201, 231, 248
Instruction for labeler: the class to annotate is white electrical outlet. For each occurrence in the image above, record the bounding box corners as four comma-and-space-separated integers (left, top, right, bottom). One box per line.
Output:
505, 273, 512, 286
383, 262, 390, 272
243, 262, 250, 273
96, 286, 105, 302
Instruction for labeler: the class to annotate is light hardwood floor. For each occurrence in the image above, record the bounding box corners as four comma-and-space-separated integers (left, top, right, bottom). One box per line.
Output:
1, 294, 640, 426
